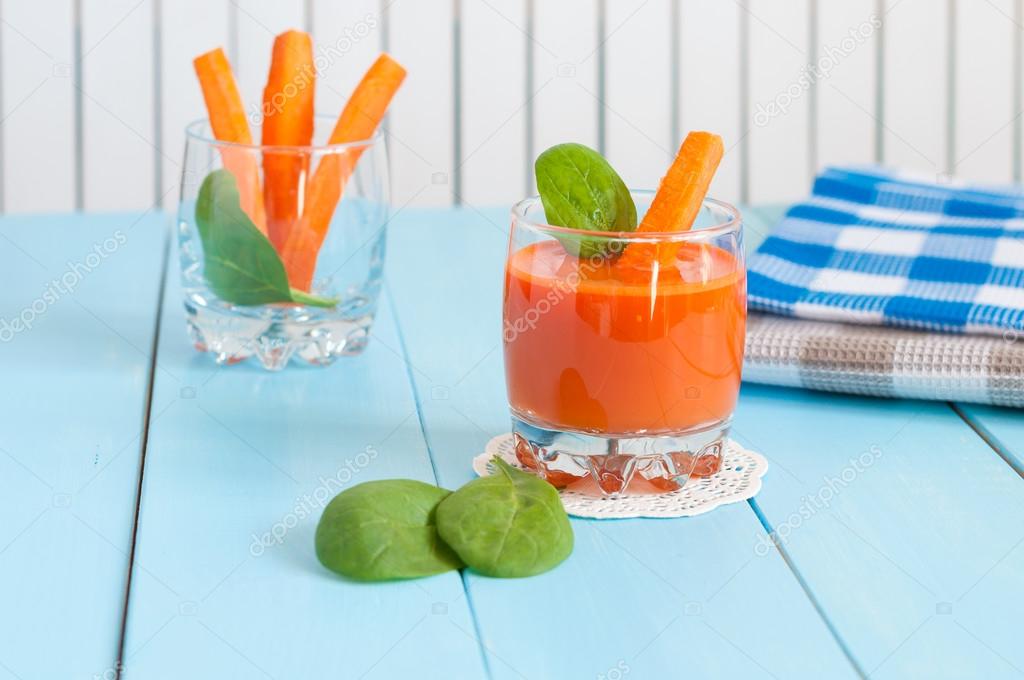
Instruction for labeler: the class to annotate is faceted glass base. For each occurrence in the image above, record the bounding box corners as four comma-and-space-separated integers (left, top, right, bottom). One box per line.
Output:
185, 298, 373, 371
511, 415, 728, 497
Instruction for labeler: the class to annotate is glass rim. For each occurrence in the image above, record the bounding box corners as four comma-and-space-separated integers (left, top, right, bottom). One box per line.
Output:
185, 116, 382, 153
511, 191, 741, 242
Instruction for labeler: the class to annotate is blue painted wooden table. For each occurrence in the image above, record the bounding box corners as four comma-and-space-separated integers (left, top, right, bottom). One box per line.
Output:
1, 205, 1022, 680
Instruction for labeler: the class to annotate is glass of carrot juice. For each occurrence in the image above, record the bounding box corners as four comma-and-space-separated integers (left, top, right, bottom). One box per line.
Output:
503, 192, 746, 496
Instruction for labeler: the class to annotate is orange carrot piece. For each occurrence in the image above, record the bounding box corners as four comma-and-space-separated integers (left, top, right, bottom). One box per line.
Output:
281, 53, 407, 291
261, 30, 316, 252
615, 131, 724, 272
193, 47, 267, 234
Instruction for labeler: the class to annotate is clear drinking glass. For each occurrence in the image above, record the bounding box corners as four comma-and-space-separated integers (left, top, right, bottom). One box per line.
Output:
503, 192, 746, 496
178, 117, 388, 370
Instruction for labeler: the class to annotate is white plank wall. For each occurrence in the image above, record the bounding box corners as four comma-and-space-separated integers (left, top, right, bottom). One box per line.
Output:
745, 0, 811, 204
80, 0, 156, 211
955, 0, 1015, 183
233, 1, 306, 118
0, 1, 1021, 214
1018, 0, 1024, 185
604, 0, 673, 191
1, 2, 76, 213
679, 0, 742, 202
460, 0, 528, 207
816, 0, 878, 171
881, 0, 949, 177
531, 0, 600, 190
387, 0, 454, 208
160, 0, 230, 209
310, 0, 383, 128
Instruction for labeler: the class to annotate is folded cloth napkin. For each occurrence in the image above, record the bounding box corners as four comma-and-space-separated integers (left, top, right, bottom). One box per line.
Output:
743, 313, 1024, 407
747, 166, 1024, 336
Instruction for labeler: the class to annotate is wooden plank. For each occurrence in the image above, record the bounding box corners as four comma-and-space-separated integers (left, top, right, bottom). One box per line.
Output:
745, 0, 812, 203
603, 0, 673, 190
0, 211, 165, 679
387, 1, 455, 207
309, 0, 383, 125
954, 0, 1015, 183
159, 0, 230, 208
679, 0, 743, 201
80, 0, 158, 210
737, 385, 1024, 678
460, 0, 528, 206
741, 202, 784, 253
386, 205, 857, 679
121, 277, 485, 678
532, 0, 600, 189
880, 0, 948, 175
1019, 0, 1024, 184
0, 2, 76, 212
816, 0, 878, 170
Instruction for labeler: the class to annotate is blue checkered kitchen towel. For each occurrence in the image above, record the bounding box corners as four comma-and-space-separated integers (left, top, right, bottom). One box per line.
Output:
747, 166, 1024, 337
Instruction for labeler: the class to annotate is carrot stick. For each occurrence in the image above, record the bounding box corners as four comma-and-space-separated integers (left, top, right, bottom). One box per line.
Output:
193, 48, 267, 234
261, 30, 316, 252
280, 53, 407, 291
615, 131, 724, 272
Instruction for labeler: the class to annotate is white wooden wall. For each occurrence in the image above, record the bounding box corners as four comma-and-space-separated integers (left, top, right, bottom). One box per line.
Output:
0, 0, 1020, 214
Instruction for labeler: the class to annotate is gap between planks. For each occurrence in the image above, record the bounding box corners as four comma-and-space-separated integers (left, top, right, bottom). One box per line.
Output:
384, 278, 496, 680
748, 498, 869, 679
949, 403, 1024, 481
112, 220, 171, 680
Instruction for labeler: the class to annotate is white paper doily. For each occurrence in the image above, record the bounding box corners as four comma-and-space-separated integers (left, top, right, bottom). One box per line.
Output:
472, 433, 768, 519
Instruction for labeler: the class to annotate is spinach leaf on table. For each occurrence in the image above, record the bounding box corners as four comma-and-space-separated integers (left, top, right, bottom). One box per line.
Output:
315, 479, 464, 581
436, 458, 574, 578
195, 170, 337, 308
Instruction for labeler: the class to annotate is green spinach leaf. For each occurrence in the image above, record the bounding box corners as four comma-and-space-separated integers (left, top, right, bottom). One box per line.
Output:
195, 170, 337, 308
534, 143, 636, 259
436, 457, 573, 578
315, 479, 464, 581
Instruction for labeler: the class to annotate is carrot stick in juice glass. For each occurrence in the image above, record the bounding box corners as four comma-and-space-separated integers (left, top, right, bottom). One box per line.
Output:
614, 131, 723, 273
281, 53, 406, 291
261, 30, 316, 252
193, 47, 267, 234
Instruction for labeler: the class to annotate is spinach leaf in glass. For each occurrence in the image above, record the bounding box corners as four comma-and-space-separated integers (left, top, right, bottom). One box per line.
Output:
194, 170, 337, 308
534, 143, 636, 258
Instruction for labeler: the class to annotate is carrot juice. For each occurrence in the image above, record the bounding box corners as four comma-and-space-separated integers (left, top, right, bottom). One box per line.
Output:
504, 240, 746, 436
502, 194, 745, 495
507, 134, 740, 495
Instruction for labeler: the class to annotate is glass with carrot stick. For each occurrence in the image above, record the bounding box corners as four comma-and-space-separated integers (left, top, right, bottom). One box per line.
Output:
503, 133, 746, 496
181, 43, 405, 370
